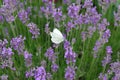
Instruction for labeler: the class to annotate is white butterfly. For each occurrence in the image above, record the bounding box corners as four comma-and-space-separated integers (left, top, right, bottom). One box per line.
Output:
50, 28, 64, 44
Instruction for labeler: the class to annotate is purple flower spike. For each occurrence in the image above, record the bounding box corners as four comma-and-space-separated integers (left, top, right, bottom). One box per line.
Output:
26, 68, 35, 78
110, 62, 120, 80
51, 63, 59, 72
66, 21, 75, 33
102, 29, 111, 43
106, 46, 112, 54
52, 8, 62, 22
27, 23, 40, 38
65, 66, 75, 80
83, 0, 93, 8
45, 47, 56, 62
102, 54, 111, 67
98, 73, 107, 80
24, 51, 32, 67
68, 3, 80, 18
64, 47, 76, 64
46, 73, 52, 80
1, 47, 13, 58
18, 9, 29, 24
10, 35, 25, 54
64, 40, 70, 50
45, 22, 50, 34
34, 66, 46, 80
0, 74, 8, 80
0, 39, 8, 53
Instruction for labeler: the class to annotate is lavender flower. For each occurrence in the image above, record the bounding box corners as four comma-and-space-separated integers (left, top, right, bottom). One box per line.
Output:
66, 21, 75, 33
81, 31, 88, 42
74, 14, 83, 25
45, 47, 56, 62
102, 46, 113, 66
42, 0, 49, 3
64, 47, 76, 64
24, 51, 32, 67
27, 22, 40, 38
83, 0, 93, 8
86, 7, 101, 24
93, 40, 102, 57
0, 5, 15, 22
34, 66, 46, 80
110, 62, 120, 80
41, 2, 53, 18
0, 0, 19, 22
0, 39, 8, 53
5, 15, 15, 22
0, 74, 8, 80
0, 15, 4, 23
63, 0, 71, 4
10, 35, 25, 54
45, 22, 50, 34
1, 57, 15, 70
1, 47, 13, 58
52, 8, 62, 22
102, 54, 112, 67
26, 68, 35, 78
18, 9, 29, 24
102, 29, 111, 43
65, 66, 75, 80
87, 26, 96, 38
51, 63, 59, 72
46, 73, 52, 80
106, 46, 112, 54
98, 73, 107, 80
26, 7, 32, 15
68, 3, 80, 18
93, 29, 111, 58
3, 0, 18, 8
64, 40, 70, 50
98, 19, 109, 32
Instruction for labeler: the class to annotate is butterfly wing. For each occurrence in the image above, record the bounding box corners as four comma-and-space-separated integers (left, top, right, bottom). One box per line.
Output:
50, 29, 64, 44
53, 28, 63, 38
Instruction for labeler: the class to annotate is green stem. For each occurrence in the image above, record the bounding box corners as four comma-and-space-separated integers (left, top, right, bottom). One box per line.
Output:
10, 23, 16, 37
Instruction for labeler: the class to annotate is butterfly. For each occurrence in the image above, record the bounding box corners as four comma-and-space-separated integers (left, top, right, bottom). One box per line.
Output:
50, 28, 64, 44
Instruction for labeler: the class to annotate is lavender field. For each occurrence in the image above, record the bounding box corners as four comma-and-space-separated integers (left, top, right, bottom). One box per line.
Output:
0, 0, 120, 80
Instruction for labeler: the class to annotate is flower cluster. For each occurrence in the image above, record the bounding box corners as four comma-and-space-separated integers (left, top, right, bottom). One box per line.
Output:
67, 3, 80, 18
10, 35, 25, 54
45, 47, 59, 73
93, 19, 110, 57
0, 74, 8, 80
41, 1, 53, 18
24, 51, 32, 67
102, 46, 112, 67
27, 22, 40, 39
45, 47, 56, 62
34, 66, 46, 80
52, 8, 62, 22
110, 62, 120, 80
0, 39, 15, 70
65, 66, 76, 80
64, 40, 77, 80
18, 9, 29, 24
0, 0, 19, 22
